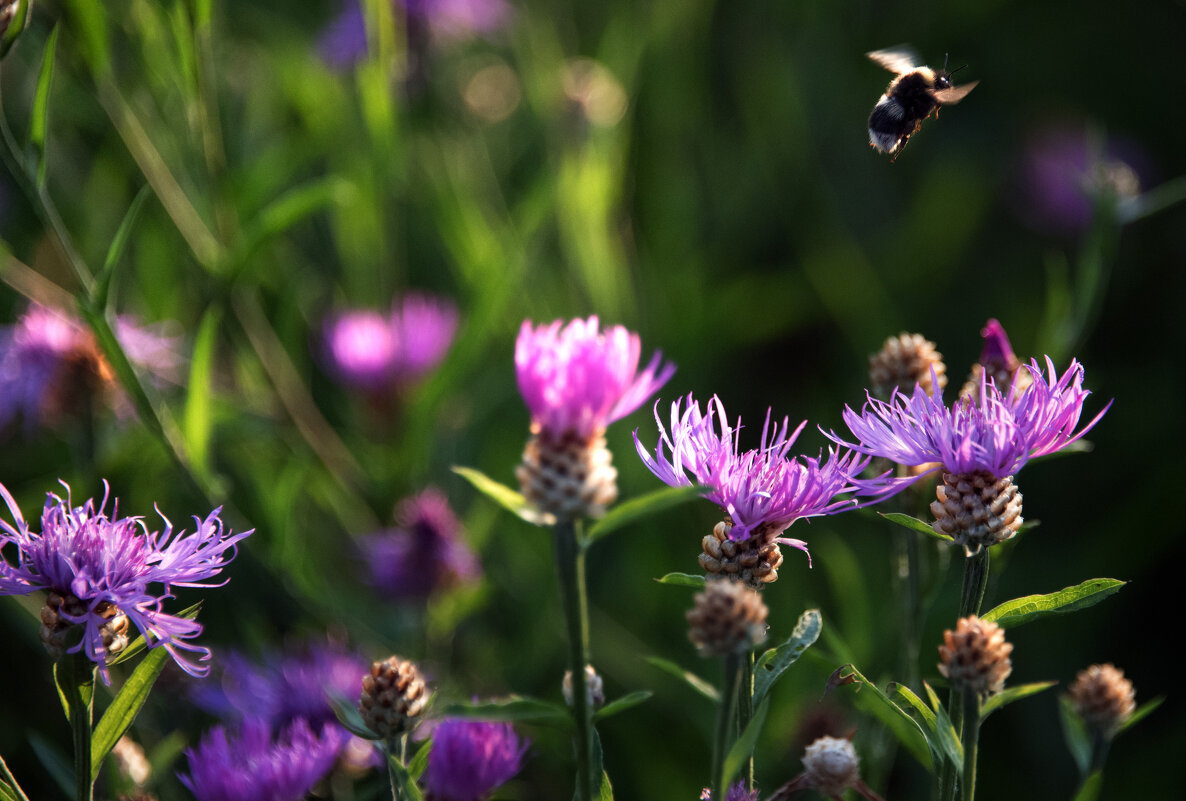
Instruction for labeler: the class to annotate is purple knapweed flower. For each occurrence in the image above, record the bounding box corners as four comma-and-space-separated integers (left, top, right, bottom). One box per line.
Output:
0, 304, 183, 431
0, 481, 252, 681
392, 293, 459, 381
516, 316, 675, 440
360, 487, 479, 599
321, 294, 457, 392
422, 718, 529, 801
700, 781, 760, 801
635, 394, 870, 550
831, 357, 1111, 497
318, 0, 510, 70
179, 718, 339, 801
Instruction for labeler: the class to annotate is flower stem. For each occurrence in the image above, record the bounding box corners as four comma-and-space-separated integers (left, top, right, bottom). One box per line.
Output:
712, 652, 744, 801
58, 653, 95, 801
895, 527, 923, 690
739, 650, 755, 789
959, 549, 990, 619
555, 518, 595, 801
384, 735, 409, 801
959, 691, 981, 801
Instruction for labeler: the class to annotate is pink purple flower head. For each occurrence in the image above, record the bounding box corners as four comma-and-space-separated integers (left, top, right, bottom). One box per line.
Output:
700, 781, 759, 801
422, 718, 529, 801
634, 394, 869, 548
321, 294, 457, 391
360, 487, 479, 599
516, 316, 675, 440
179, 718, 339, 801
831, 357, 1111, 497
0, 480, 252, 681
978, 319, 1018, 371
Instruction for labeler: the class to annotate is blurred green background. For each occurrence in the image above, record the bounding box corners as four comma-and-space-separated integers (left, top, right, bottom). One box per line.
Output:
1, 0, 1183, 798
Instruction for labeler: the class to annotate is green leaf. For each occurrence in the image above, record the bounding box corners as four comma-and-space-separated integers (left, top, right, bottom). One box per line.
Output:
62, 0, 111, 75
183, 307, 222, 475
593, 690, 652, 722
723, 699, 769, 787
981, 681, 1057, 720
440, 696, 573, 729
583, 485, 706, 546
592, 729, 613, 801
1058, 695, 1092, 776
1117, 696, 1163, 734
0, 752, 31, 801
926, 685, 964, 774
386, 752, 423, 801
1071, 771, 1103, 801
887, 682, 938, 734
981, 579, 1126, 628
233, 178, 350, 273
326, 690, 381, 740
655, 572, 706, 588
826, 664, 933, 770
95, 184, 152, 308
596, 770, 614, 801
28, 25, 60, 187
53, 657, 94, 724
406, 738, 431, 780
878, 511, 953, 542
90, 643, 173, 781
753, 608, 822, 706
643, 656, 719, 702
452, 466, 551, 526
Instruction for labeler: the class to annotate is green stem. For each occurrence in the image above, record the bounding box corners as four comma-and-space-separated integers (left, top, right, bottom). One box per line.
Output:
1087, 729, 1112, 775
959, 549, 990, 619
384, 735, 408, 801
555, 518, 594, 801
712, 652, 743, 801
959, 692, 981, 801
59, 654, 96, 801
895, 527, 923, 690
0, 751, 32, 801
739, 650, 754, 790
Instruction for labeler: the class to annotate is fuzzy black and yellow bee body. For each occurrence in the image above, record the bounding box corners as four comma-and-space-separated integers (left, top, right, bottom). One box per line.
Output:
866, 46, 977, 160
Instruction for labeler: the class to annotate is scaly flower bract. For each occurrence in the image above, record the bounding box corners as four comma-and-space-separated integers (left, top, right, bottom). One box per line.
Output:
634, 394, 869, 547
179, 718, 339, 801
422, 718, 529, 801
832, 357, 1111, 496
0, 481, 252, 680
515, 316, 675, 440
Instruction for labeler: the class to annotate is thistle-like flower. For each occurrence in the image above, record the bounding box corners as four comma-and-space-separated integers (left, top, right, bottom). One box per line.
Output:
770, 735, 885, 801
938, 616, 1013, 698
515, 316, 674, 520
0, 481, 251, 681
960, 319, 1032, 402
422, 718, 529, 801
360, 488, 480, 599
686, 577, 768, 657
635, 394, 868, 586
358, 655, 429, 737
868, 331, 947, 399
1068, 663, 1136, 738
179, 719, 339, 801
831, 357, 1110, 555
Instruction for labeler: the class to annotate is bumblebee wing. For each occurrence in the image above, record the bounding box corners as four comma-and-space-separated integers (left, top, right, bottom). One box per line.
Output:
866, 46, 922, 74
933, 80, 979, 105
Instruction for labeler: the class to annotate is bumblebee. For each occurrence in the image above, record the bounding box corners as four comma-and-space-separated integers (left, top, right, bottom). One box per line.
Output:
866, 46, 977, 160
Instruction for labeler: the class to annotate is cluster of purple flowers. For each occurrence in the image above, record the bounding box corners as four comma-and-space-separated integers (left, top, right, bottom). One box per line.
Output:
423, 717, 529, 801
322, 293, 458, 392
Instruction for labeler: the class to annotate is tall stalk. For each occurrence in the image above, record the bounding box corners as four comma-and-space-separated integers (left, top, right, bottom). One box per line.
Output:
555, 518, 595, 801
711, 652, 744, 801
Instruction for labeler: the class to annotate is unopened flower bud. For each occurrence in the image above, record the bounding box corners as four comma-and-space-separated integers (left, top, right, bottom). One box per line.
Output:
1069, 663, 1136, 737
868, 332, 947, 399
687, 578, 768, 658
1, 0, 32, 58
562, 664, 605, 709
516, 427, 618, 521
359, 656, 429, 737
802, 736, 862, 798
938, 616, 1013, 698
111, 735, 151, 787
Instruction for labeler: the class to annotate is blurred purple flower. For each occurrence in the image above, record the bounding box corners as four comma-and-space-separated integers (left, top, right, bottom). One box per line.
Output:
179, 718, 339, 801
318, 0, 511, 70
700, 782, 760, 801
516, 316, 675, 440
635, 394, 868, 550
830, 358, 1111, 497
0, 480, 251, 681
321, 294, 457, 392
0, 304, 183, 432
360, 487, 479, 599
1015, 125, 1146, 237
422, 718, 528, 801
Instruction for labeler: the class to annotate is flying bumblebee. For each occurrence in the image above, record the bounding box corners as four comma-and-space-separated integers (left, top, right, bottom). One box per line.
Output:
866, 46, 977, 160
